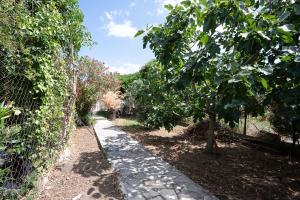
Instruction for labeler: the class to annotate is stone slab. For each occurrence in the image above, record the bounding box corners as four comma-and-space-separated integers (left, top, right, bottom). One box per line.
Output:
93, 117, 218, 200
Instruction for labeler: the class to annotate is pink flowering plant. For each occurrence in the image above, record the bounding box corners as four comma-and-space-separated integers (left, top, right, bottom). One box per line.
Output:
76, 56, 120, 125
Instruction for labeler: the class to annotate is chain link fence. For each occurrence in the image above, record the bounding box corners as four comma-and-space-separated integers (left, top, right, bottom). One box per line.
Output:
0, 67, 36, 199
0, 58, 77, 199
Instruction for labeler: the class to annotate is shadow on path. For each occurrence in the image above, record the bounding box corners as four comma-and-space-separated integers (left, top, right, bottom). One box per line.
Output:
73, 151, 123, 199
94, 118, 218, 200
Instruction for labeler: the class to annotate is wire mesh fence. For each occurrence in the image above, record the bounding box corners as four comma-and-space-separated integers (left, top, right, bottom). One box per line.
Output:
0, 0, 86, 198
0, 68, 36, 199
0, 58, 77, 199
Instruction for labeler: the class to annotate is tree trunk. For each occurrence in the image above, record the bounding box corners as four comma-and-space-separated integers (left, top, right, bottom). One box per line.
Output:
243, 110, 247, 135
291, 133, 296, 162
205, 112, 216, 154
107, 109, 116, 121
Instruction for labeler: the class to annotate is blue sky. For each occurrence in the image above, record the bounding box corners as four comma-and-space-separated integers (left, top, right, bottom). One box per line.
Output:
78, 0, 181, 74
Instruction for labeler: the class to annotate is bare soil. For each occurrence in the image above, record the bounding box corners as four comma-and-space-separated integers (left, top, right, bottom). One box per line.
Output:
37, 127, 124, 200
114, 118, 300, 200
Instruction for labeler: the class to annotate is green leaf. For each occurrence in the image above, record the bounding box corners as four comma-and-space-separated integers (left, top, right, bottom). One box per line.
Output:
279, 10, 291, 22
181, 0, 191, 7
199, 0, 207, 6
134, 30, 145, 38
228, 78, 242, 83
203, 15, 216, 33
201, 33, 209, 45
164, 4, 173, 11
281, 55, 293, 62
258, 68, 272, 75
261, 78, 268, 89
262, 14, 277, 21
277, 24, 296, 33
257, 31, 270, 40
294, 4, 300, 15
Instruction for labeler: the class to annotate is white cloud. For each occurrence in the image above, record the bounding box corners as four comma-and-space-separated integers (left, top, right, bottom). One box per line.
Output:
105, 10, 130, 17
106, 20, 137, 38
154, 0, 183, 15
130, 2, 136, 7
105, 12, 113, 21
156, 7, 164, 16
109, 63, 141, 74
104, 12, 137, 38
162, 0, 182, 6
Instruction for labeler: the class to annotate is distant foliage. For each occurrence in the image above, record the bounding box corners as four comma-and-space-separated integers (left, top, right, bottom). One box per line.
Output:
270, 103, 300, 136
76, 56, 120, 125
117, 72, 141, 116
118, 72, 140, 94
101, 91, 123, 111
128, 60, 190, 130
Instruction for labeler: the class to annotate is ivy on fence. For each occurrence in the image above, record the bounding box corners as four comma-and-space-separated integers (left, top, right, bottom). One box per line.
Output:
0, 0, 88, 198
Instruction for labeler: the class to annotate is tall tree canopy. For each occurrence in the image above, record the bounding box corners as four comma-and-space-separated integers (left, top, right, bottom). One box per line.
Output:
138, 0, 300, 152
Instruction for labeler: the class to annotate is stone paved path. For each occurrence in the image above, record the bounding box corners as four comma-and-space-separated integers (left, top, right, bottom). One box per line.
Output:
93, 117, 219, 200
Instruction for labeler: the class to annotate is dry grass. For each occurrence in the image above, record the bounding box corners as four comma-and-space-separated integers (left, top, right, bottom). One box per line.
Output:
114, 118, 187, 138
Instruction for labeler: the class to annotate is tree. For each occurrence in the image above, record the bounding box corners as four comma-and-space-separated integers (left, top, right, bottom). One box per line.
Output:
118, 72, 140, 94
128, 60, 191, 130
140, 0, 299, 153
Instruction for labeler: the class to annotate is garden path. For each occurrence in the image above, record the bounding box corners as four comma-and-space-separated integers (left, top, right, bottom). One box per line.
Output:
93, 116, 219, 200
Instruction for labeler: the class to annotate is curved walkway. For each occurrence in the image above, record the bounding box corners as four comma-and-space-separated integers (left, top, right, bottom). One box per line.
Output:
93, 117, 218, 200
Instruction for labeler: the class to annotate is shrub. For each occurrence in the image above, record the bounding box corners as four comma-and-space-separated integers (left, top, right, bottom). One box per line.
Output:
270, 103, 300, 136
118, 72, 140, 94
75, 57, 120, 125
76, 82, 98, 126
101, 91, 123, 121
128, 60, 189, 130
101, 91, 123, 111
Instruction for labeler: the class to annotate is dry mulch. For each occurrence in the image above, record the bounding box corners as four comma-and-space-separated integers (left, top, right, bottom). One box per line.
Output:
115, 118, 300, 200
37, 127, 124, 200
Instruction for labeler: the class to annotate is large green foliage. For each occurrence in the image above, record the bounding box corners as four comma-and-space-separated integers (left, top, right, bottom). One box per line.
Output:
140, 0, 300, 151
0, 0, 87, 196
118, 72, 140, 94
129, 60, 190, 130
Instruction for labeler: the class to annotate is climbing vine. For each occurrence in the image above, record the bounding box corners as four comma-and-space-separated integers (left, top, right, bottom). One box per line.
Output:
0, 0, 88, 197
